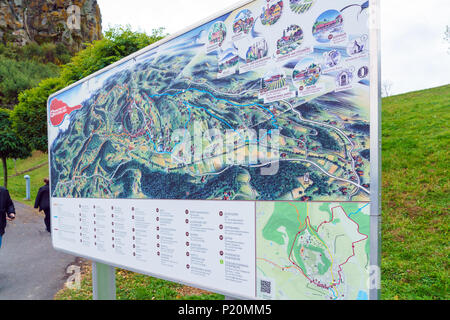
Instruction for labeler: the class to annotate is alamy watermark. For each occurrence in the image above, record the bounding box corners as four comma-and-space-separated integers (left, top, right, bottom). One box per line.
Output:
65, 264, 81, 290
366, 265, 381, 291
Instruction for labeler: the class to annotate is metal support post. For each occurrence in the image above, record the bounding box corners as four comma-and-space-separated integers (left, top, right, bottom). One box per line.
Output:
92, 261, 116, 300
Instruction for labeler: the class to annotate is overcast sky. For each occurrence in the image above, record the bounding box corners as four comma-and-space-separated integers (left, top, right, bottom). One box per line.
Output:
97, 0, 450, 96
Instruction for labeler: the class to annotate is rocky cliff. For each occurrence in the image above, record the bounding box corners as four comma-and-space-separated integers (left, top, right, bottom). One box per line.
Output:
0, 0, 102, 51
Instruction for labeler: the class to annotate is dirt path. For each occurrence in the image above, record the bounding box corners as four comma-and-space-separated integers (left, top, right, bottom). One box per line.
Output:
0, 201, 78, 300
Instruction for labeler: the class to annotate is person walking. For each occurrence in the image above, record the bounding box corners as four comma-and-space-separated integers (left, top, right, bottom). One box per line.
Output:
0, 186, 16, 248
35, 178, 51, 233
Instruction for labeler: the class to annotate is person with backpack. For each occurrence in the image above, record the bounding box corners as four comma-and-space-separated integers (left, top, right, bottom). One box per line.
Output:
35, 178, 51, 233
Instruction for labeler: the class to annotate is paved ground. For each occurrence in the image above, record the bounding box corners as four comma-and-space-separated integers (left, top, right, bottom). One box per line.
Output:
0, 201, 78, 300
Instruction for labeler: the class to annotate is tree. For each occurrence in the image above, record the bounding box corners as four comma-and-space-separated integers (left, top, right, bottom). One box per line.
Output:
0, 108, 31, 188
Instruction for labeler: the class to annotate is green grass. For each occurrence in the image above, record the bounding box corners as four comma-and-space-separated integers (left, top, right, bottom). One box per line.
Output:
55, 266, 224, 300
6, 85, 450, 300
380, 84, 449, 300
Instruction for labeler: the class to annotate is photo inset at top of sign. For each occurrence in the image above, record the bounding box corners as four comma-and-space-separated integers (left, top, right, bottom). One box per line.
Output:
346, 34, 368, 57
239, 37, 271, 73
259, 67, 295, 103
207, 21, 227, 53
321, 49, 343, 73
289, 0, 316, 14
260, 0, 284, 26
233, 9, 255, 41
246, 37, 269, 63
312, 9, 345, 43
293, 57, 324, 97
293, 57, 321, 88
261, 68, 287, 93
218, 48, 239, 78
276, 24, 304, 56
335, 68, 354, 92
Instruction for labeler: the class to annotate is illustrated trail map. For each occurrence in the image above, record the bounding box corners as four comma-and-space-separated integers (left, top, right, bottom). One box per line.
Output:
48, 0, 377, 300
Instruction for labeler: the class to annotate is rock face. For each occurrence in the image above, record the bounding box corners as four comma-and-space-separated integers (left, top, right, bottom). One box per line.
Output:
0, 0, 102, 51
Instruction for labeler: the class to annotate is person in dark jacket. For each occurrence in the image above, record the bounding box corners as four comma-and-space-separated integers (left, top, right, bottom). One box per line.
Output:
0, 186, 16, 248
35, 178, 50, 233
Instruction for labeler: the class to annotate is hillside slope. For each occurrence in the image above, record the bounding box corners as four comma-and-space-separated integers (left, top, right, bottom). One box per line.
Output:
381, 84, 449, 299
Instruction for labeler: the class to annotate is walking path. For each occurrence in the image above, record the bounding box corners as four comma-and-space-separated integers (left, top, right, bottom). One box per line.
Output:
0, 201, 78, 300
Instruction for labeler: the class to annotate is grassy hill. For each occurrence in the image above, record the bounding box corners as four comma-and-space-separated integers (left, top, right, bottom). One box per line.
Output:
380, 84, 449, 299
2, 84, 448, 300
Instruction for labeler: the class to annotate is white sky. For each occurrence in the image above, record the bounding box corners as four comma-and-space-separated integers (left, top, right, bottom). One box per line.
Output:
97, 0, 450, 95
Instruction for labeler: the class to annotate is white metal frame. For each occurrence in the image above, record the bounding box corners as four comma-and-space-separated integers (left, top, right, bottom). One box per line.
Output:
368, 0, 382, 300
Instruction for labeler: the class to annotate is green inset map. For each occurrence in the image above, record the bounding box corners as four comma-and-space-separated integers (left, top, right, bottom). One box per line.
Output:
256, 201, 370, 300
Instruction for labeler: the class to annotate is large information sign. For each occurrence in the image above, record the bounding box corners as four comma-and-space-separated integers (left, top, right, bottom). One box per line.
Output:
48, 0, 381, 300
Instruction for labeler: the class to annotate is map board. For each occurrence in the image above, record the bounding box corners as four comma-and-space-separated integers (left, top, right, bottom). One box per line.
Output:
47, 0, 381, 300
